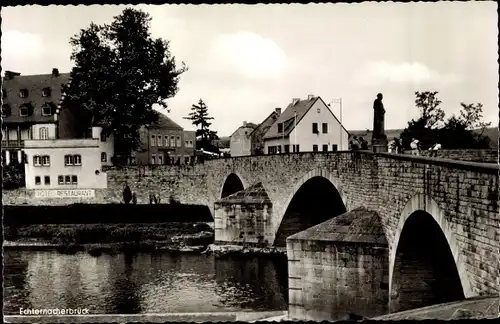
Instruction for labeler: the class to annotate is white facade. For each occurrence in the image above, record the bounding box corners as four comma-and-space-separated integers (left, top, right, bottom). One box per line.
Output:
32, 123, 57, 140
264, 98, 349, 153
91, 126, 115, 166
23, 127, 110, 190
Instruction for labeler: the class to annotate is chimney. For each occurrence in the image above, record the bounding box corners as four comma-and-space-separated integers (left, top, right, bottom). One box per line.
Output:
307, 94, 314, 100
275, 108, 281, 116
52, 68, 59, 77
292, 98, 300, 105
243, 121, 247, 126
5, 71, 21, 80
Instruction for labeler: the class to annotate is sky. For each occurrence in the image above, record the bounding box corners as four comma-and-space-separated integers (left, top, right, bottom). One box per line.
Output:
2, 3, 498, 137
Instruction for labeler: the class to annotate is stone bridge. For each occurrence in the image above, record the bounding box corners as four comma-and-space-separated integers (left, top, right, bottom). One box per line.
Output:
202, 151, 499, 318
3, 150, 498, 319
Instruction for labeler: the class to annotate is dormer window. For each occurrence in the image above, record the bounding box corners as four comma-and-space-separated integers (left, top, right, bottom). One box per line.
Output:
2, 104, 11, 117
20, 104, 31, 117
277, 123, 283, 133
19, 89, 29, 98
42, 88, 51, 97
42, 103, 54, 116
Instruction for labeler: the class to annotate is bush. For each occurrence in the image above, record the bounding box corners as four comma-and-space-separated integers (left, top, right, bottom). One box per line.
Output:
3, 163, 25, 189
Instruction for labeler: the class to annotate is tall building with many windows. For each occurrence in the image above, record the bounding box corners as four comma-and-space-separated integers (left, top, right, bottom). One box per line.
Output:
1, 69, 72, 165
135, 114, 196, 165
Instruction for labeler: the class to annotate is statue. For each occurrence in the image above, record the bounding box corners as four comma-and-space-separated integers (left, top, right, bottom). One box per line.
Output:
371, 93, 388, 152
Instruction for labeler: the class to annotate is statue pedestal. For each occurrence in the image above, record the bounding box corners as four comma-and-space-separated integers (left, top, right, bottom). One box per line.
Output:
371, 137, 388, 153
372, 144, 388, 153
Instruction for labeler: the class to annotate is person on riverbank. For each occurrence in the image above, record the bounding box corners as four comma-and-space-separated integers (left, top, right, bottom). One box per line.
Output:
123, 184, 132, 204
132, 193, 137, 205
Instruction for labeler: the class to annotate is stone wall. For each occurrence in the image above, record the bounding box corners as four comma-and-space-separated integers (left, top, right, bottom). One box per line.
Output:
2, 165, 211, 209
214, 183, 275, 246
286, 208, 389, 321
417, 149, 497, 163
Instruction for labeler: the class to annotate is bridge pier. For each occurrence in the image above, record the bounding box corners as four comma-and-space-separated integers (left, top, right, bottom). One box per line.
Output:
286, 207, 389, 321
214, 183, 274, 247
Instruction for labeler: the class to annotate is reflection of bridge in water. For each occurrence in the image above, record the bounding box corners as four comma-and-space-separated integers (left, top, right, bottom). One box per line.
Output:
209, 151, 499, 320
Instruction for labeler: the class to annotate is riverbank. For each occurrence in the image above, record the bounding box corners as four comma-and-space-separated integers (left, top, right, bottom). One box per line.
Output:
4, 222, 215, 255
4, 223, 288, 257
4, 311, 288, 323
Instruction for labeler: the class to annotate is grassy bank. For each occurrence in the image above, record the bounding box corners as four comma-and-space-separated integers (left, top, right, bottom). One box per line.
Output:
4, 222, 214, 255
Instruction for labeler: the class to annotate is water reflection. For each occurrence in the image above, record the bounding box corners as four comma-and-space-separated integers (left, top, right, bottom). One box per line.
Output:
3, 249, 288, 314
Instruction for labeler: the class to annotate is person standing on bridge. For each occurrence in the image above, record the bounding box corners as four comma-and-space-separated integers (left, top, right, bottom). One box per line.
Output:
410, 138, 420, 156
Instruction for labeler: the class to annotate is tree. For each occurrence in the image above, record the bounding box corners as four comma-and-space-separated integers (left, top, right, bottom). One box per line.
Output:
400, 91, 492, 150
184, 99, 219, 152
61, 8, 187, 163
438, 103, 491, 149
400, 91, 445, 150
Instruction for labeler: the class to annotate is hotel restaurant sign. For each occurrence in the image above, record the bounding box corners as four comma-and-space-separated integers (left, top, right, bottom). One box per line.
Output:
35, 189, 95, 199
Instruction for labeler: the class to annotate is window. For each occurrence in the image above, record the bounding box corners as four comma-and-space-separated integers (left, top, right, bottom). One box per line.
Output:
39, 127, 49, 140
176, 136, 181, 147
277, 123, 283, 133
42, 88, 51, 97
58, 176, 64, 185
158, 155, 163, 165
157, 135, 162, 146
151, 135, 156, 146
41, 104, 53, 116
35, 176, 41, 185
313, 145, 318, 152
100, 132, 106, 142
71, 175, 78, 184
151, 154, 156, 165
189, 140, 193, 147
322, 123, 328, 134
185, 140, 189, 147
322, 144, 328, 152
170, 136, 175, 147
42, 155, 50, 166
312, 123, 318, 134
296, 145, 300, 152
73, 155, 82, 165
44, 176, 50, 185
1, 104, 11, 117
65, 155, 74, 166
317, 108, 321, 113
165, 135, 170, 146
19, 89, 28, 98
33, 155, 42, 166
101, 152, 107, 162
20, 104, 30, 117
65, 175, 71, 184
284, 145, 290, 153
332, 144, 338, 152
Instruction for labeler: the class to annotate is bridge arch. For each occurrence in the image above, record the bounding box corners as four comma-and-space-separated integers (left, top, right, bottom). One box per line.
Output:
389, 194, 473, 313
272, 168, 348, 246
220, 172, 247, 199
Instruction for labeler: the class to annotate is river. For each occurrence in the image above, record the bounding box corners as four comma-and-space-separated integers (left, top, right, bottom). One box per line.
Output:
3, 249, 289, 315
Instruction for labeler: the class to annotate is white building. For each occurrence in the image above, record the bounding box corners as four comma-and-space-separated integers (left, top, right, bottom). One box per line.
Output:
263, 95, 349, 154
23, 127, 112, 189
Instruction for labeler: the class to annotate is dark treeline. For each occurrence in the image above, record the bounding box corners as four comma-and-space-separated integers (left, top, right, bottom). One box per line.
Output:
4, 204, 213, 225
